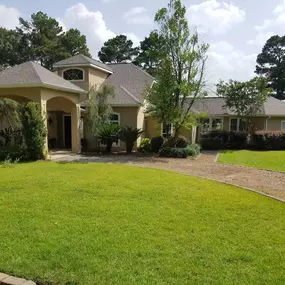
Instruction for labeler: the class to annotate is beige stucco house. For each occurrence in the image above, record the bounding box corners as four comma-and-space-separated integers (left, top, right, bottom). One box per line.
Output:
1, 53, 285, 153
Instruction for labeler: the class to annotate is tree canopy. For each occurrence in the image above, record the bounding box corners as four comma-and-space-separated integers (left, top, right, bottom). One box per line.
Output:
146, 0, 209, 136
256, 35, 285, 100
217, 77, 271, 131
0, 11, 91, 70
98, 35, 139, 63
133, 32, 166, 77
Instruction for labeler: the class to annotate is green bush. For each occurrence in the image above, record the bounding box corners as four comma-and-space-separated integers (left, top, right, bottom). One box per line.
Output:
187, 144, 201, 157
159, 147, 188, 158
228, 131, 249, 149
164, 135, 189, 148
138, 138, 152, 153
119, 126, 144, 153
21, 102, 47, 160
0, 145, 26, 162
201, 130, 229, 145
151, 136, 164, 153
98, 124, 121, 153
253, 131, 285, 150
200, 137, 224, 150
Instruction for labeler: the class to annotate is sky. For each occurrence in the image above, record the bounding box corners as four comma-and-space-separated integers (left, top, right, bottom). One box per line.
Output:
1, 0, 285, 90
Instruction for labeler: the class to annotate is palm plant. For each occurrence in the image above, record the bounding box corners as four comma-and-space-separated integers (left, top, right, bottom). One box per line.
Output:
119, 126, 144, 153
98, 124, 121, 153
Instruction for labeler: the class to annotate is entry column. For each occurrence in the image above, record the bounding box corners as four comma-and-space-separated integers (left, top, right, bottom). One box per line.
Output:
71, 103, 81, 153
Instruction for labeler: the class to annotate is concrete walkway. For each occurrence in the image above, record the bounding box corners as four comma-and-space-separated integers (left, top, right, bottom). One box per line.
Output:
50, 151, 285, 201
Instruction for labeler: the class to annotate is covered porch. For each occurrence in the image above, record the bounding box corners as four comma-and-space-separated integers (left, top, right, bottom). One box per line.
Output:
0, 61, 87, 153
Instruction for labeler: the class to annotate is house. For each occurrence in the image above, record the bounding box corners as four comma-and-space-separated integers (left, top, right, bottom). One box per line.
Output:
0, 53, 285, 153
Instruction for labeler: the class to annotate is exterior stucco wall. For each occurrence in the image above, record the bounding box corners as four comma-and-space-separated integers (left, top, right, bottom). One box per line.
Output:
252, 117, 266, 130
137, 107, 145, 145
88, 68, 109, 89
0, 87, 41, 102
267, 117, 285, 131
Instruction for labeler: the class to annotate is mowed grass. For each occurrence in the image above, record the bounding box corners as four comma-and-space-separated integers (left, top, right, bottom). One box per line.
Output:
0, 162, 285, 285
218, 150, 285, 172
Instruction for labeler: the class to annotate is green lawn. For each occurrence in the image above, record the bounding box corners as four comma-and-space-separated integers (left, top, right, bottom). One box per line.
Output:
0, 162, 285, 285
218, 150, 285, 172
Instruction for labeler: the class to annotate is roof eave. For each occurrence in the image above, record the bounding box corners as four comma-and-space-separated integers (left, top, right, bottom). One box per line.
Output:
53, 63, 113, 74
0, 83, 87, 95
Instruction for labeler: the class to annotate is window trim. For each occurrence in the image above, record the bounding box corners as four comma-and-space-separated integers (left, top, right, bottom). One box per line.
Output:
281, 120, 285, 131
229, 117, 247, 132
161, 122, 174, 138
100, 112, 121, 148
62, 68, 85, 82
201, 117, 224, 132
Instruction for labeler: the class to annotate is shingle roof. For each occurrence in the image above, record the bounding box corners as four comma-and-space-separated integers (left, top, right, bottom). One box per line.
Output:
191, 97, 285, 116
53, 54, 113, 73
104, 63, 154, 106
0, 61, 86, 94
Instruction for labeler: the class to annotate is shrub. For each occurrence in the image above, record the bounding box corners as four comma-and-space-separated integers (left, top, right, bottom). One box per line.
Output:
138, 138, 152, 153
21, 102, 47, 161
119, 126, 144, 153
228, 131, 249, 149
0, 145, 26, 162
159, 147, 188, 158
253, 131, 285, 150
98, 124, 121, 153
164, 135, 189, 148
151, 136, 164, 153
187, 144, 201, 157
201, 130, 229, 145
200, 137, 224, 150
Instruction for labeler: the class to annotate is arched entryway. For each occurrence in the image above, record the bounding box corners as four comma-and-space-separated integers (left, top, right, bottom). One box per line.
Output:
46, 96, 81, 152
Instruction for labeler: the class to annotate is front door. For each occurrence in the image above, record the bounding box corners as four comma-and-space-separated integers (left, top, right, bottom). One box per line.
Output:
64, 116, 72, 149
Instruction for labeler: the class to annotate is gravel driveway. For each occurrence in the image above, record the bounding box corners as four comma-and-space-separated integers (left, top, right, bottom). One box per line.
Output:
50, 151, 285, 201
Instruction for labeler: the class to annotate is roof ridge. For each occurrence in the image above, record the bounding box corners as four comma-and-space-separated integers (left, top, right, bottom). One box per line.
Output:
29, 61, 43, 84
119, 85, 141, 104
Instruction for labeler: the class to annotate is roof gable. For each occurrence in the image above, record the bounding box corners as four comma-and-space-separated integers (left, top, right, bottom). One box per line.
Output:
0, 61, 86, 94
53, 54, 113, 74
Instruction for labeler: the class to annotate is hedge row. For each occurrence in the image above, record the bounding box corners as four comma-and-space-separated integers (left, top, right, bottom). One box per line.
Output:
200, 131, 249, 150
200, 130, 285, 150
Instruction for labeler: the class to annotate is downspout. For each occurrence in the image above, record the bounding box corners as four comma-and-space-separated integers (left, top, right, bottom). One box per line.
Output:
265, 116, 271, 131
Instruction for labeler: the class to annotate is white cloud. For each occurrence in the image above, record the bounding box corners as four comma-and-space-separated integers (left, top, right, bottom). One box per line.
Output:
187, 0, 245, 35
249, 1, 285, 46
123, 33, 142, 47
60, 3, 116, 57
0, 5, 20, 29
123, 6, 152, 25
205, 41, 257, 88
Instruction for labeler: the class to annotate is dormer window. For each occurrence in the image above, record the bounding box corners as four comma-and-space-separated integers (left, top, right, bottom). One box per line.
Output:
63, 68, 84, 81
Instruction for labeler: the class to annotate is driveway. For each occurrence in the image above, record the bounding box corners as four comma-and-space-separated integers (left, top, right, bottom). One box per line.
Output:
50, 151, 285, 201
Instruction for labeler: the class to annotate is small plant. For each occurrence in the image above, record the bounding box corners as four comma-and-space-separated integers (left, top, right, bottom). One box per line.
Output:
151, 136, 164, 153
138, 138, 152, 153
119, 126, 144, 153
98, 124, 121, 153
164, 135, 189, 148
187, 144, 201, 157
159, 147, 188, 158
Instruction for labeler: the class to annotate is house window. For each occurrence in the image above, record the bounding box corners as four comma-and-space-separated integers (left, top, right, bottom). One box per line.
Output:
63, 69, 84, 81
281, 121, 285, 131
230, 118, 247, 132
201, 118, 223, 132
162, 122, 173, 138
212, 119, 222, 130
100, 113, 120, 147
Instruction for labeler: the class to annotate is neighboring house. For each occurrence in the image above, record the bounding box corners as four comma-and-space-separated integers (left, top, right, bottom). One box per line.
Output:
0, 53, 285, 153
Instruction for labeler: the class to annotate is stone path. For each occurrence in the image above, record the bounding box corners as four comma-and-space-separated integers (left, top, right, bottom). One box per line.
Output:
50, 151, 285, 201
0, 273, 35, 285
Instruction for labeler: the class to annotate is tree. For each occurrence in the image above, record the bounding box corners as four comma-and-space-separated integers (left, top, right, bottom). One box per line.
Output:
0, 98, 21, 129
146, 0, 209, 137
256, 35, 285, 100
59, 28, 91, 59
119, 126, 144, 153
98, 35, 138, 63
85, 85, 115, 136
134, 32, 166, 77
217, 77, 271, 131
